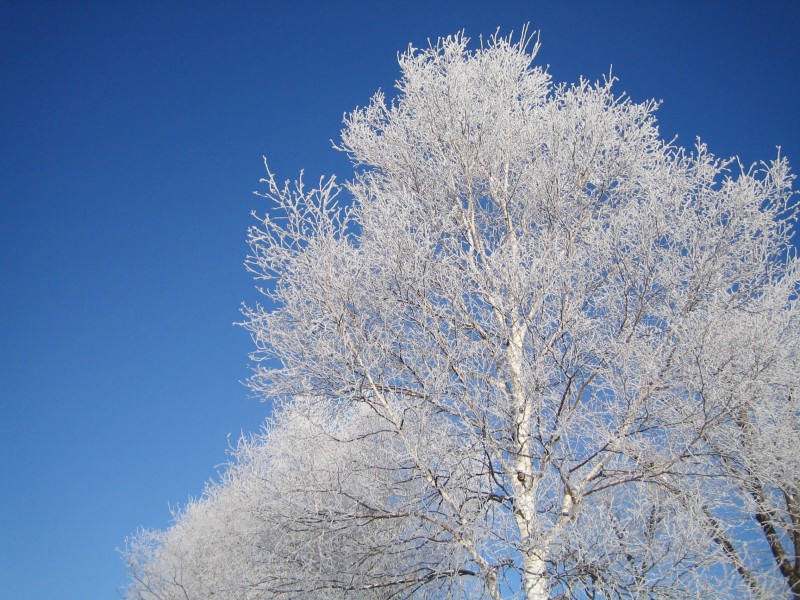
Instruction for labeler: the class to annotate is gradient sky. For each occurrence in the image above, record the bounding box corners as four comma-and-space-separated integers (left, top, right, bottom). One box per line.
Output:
2, 2, 799, 598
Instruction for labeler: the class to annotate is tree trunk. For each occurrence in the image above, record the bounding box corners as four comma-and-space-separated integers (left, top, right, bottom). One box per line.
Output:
507, 318, 550, 600
523, 553, 549, 600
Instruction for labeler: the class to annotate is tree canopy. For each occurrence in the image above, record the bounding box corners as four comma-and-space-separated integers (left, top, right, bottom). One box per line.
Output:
125, 31, 800, 599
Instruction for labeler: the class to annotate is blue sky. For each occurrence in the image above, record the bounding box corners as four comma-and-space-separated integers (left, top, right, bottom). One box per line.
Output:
1, 2, 798, 598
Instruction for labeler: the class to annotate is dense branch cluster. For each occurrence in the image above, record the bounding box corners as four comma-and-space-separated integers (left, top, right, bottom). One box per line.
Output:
125, 31, 800, 599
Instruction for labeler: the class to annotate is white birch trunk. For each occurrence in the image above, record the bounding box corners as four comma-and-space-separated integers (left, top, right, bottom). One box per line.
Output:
522, 554, 549, 600
507, 318, 550, 600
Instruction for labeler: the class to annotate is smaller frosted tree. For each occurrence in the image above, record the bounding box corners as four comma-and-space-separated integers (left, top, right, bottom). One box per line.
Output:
693, 293, 800, 598
124, 399, 492, 599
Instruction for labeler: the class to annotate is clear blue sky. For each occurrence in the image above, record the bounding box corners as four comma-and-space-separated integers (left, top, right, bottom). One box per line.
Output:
1, 2, 798, 598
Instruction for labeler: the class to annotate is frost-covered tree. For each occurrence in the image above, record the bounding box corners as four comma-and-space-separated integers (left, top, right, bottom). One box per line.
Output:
691, 292, 800, 598
125, 30, 799, 599
125, 400, 488, 599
